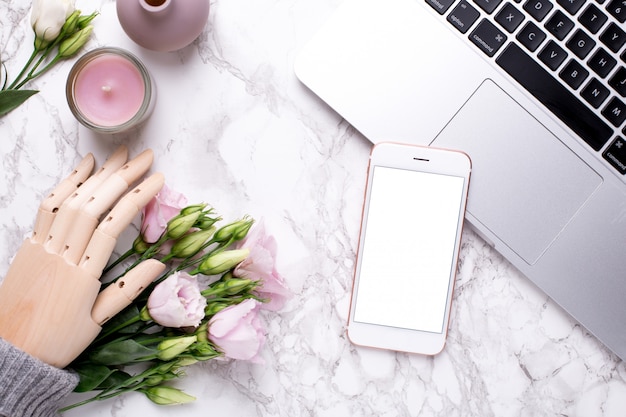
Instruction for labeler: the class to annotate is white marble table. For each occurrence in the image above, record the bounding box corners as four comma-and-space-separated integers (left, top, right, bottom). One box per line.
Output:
1, 0, 625, 416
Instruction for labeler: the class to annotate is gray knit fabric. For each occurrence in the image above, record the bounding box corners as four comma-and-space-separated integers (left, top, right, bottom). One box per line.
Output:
0, 338, 78, 417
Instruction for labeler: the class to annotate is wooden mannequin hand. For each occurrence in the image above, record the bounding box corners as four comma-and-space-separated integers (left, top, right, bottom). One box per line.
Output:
0, 147, 166, 368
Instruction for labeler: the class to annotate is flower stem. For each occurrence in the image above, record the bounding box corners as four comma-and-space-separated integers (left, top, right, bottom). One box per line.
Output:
94, 315, 142, 343
6, 49, 38, 90
59, 377, 149, 411
123, 234, 171, 273
13, 53, 60, 90
102, 248, 136, 275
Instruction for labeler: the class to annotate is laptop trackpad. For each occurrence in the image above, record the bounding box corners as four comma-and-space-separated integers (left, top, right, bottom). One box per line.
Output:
432, 80, 602, 265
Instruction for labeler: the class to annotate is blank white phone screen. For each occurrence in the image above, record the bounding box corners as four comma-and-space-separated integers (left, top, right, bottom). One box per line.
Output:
353, 165, 465, 333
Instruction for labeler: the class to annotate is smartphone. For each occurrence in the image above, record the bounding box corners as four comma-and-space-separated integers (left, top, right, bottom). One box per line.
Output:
348, 142, 471, 355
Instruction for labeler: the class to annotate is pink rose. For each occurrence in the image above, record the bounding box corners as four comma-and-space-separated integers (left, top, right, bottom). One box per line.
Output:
208, 299, 265, 363
234, 221, 290, 311
147, 272, 207, 328
141, 184, 188, 243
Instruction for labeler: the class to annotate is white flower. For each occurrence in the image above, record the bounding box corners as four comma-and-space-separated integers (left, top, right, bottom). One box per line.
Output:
30, 0, 75, 43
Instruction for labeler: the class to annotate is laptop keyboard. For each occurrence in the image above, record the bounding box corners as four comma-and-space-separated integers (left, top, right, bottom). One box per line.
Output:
426, 0, 626, 175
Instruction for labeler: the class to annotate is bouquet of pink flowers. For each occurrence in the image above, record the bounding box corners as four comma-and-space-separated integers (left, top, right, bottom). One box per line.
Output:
61, 186, 289, 410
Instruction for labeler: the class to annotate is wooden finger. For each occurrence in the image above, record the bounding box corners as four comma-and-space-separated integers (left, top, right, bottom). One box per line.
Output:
62, 150, 156, 264
79, 149, 155, 220
44, 146, 129, 254
32, 153, 95, 244
79, 173, 165, 276
91, 259, 166, 325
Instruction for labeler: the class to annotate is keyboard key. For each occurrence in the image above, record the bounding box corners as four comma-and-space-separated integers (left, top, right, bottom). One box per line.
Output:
588, 48, 617, 77
473, 0, 504, 13
469, 19, 508, 56
545, 10, 575, 40
602, 96, 626, 126
566, 29, 596, 58
539, 40, 569, 69
603, 137, 626, 174
581, 78, 611, 107
609, 67, 626, 96
557, 0, 586, 14
426, 0, 457, 14
606, 0, 626, 22
517, 21, 547, 51
449, 0, 481, 33
560, 59, 590, 88
495, 2, 526, 32
578, 4, 608, 33
496, 43, 613, 150
600, 23, 626, 53
523, 0, 554, 20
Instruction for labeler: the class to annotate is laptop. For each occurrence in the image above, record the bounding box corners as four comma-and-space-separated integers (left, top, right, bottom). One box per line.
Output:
295, 0, 626, 359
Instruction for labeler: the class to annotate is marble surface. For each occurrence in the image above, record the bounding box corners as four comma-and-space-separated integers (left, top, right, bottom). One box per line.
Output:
1, 0, 626, 416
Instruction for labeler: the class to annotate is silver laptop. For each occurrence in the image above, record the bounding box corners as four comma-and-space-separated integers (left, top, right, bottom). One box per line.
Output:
295, 0, 626, 359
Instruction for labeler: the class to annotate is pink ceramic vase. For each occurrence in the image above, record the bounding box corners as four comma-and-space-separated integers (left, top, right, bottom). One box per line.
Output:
116, 0, 210, 52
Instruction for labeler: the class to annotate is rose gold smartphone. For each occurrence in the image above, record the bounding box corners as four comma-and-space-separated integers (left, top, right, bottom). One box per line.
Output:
348, 142, 471, 355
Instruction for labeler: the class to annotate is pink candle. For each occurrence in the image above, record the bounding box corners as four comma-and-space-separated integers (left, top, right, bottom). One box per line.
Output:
66, 48, 155, 133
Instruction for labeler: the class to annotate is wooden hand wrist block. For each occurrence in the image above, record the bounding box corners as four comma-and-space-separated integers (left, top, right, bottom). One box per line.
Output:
0, 240, 101, 368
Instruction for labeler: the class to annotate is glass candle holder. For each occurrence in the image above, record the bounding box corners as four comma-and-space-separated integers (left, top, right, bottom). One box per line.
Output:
66, 47, 156, 133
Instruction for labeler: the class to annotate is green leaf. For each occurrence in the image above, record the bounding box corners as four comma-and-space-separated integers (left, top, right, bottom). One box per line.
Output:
89, 339, 158, 366
97, 369, 134, 389
72, 363, 118, 392
100, 305, 143, 335
0, 89, 39, 116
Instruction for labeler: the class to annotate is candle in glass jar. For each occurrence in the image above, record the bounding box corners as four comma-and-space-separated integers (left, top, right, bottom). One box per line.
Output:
66, 47, 155, 133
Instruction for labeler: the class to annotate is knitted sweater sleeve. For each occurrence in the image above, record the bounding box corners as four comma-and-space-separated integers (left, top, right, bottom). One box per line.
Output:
0, 338, 78, 417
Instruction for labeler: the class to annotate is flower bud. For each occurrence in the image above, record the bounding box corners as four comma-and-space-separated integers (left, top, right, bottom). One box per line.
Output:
169, 227, 215, 259
205, 302, 230, 316
205, 278, 254, 297
224, 278, 254, 295
142, 387, 196, 405
143, 375, 164, 386
140, 306, 152, 322
194, 249, 249, 276
175, 356, 198, 367
144, 372, 177, 387
157, 335, 197, 361
153, 361, 178, 374
58, 25, 93, 58
166, 211, 202, 240
192, 341, 219, 358
195, 216, 219, 230
58, 9, 81, 39
234, 220, 254, 240
180, 204, 207, 216
133, 235, 150, 254
213, 217, 254, 243
195, 323, 208, 342
77, 11, 98, 29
